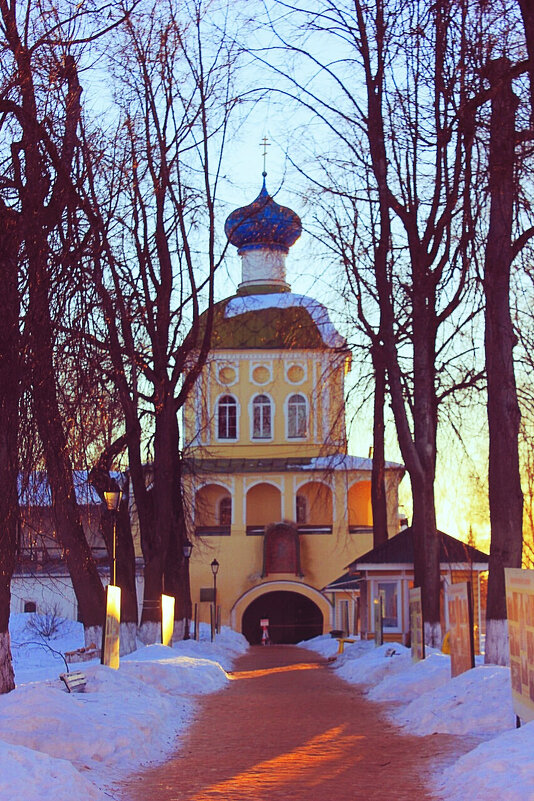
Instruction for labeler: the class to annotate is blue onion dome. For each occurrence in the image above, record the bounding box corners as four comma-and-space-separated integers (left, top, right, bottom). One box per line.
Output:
224, 178, 302, 253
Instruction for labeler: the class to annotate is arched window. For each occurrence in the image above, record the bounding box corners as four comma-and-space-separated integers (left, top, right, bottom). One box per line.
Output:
217, 395, 237, 439
219, 497, 232, 526
252, 394, 272, 439
287, 394, 307, 438
296, 494, 307, 524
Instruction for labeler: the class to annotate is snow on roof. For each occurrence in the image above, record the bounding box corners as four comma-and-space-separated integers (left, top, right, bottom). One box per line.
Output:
299, 454, 404, 472
17, 471, 125, 507
224, 293, 347, 349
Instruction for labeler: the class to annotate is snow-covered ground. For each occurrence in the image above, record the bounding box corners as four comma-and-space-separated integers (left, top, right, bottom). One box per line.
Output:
301, 635, 532, 801
3, 614, 533, 801
4, 614, 248, 801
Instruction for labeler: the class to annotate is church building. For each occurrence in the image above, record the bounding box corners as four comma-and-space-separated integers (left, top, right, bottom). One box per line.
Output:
183, 178, 404, 644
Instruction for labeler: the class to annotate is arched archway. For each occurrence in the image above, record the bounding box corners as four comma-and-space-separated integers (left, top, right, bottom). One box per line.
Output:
295, 481, 333, 525
348, 481, 372, 527
246, 482, 282, 528
241, 591, 323, 645
194, 483, 232, 532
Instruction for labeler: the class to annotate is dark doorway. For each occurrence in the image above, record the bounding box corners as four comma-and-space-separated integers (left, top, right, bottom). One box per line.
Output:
242, 591, 323, 645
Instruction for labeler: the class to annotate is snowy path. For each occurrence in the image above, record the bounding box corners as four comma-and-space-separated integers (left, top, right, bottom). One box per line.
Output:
119, 645, 476, 801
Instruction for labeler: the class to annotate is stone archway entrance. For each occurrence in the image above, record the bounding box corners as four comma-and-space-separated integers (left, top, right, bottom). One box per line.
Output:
241, 591, 323, 645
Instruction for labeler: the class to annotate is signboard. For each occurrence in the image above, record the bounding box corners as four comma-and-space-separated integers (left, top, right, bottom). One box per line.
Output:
161, 594, 175, 647
505, 568, 534, 723
101, 584, 121, 670
447, 581, 475, 678
409, 587, 425, 662
374, 598, 383, 647
260, 618, 270, 645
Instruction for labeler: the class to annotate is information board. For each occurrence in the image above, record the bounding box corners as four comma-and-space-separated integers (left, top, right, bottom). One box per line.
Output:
161, 593, 175, 647
101, 584, 121, 670
374, 598, 383, 647
447, 581, 474, 678
505, 568, 534, 723
409, 587, 425, 662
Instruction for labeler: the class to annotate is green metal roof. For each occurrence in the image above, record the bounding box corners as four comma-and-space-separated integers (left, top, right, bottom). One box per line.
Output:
193, 297, 327, 350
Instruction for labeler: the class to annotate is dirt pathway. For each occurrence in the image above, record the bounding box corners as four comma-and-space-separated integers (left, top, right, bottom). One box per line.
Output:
120, 645, 476, 801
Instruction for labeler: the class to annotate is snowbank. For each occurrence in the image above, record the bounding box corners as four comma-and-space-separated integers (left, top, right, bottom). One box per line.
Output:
435, 722, 534, 801
3, 614, 248, 801
302, 635, 529, 800
391, 664, 515, 737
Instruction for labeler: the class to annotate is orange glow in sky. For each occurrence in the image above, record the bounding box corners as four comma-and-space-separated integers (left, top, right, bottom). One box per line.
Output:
189, 725, 364, 801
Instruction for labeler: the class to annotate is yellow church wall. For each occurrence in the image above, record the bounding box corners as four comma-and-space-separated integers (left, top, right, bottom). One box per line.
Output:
183, 350, 348, 459
296, 481, 332, 525
194, 483, 231, 527
348, 481, 372, 527
246, 483, 282, 526
184, 466, 395, 633
181, 311, 403, 638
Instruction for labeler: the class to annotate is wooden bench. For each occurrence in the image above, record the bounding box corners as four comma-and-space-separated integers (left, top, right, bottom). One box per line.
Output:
64, 643, 99, 664
60, 671, 87, 693
336, 638, 356, 654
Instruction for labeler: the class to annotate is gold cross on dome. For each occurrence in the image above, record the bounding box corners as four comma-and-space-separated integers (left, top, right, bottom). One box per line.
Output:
260, 136, 271, 175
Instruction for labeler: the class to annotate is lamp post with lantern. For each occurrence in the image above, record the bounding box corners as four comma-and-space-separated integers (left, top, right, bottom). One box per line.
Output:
211, 558, 219, 641
183, 539, 193, 639
103, 490, 122, 586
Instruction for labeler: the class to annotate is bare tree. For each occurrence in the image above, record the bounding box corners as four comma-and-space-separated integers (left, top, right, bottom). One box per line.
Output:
481, 57, 525, 664
258, 0, 484, 644
0, 205, 20, 693
80, 0, 241, 641
0, 0, 136, 652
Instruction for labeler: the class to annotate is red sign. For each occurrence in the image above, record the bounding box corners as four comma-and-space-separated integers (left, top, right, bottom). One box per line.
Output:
409, 587, 425, 662
505, 568, 534, 723
447, 582, 475, 678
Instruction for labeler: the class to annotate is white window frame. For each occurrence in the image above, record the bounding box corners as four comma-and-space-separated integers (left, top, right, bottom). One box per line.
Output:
219, 496, 232, 525
215, 393, 239, 441
250, 393, 274, 441
296, 494, 307, 524
286, 393, 308, 440
373, 579, 402, 631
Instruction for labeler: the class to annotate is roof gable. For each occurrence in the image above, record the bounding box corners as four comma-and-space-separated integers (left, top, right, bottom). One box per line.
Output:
347, 527, 488, 570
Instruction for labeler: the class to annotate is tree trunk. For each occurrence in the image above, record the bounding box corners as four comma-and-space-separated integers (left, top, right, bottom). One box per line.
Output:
518, 0, 534, 116
139, 396, 180, 635
371, 347, 389, 546
411, 470, 441, 646
483, 58, 523, 666
412, 266, 440, 644
29, 265, 106, 630
163, 460, 192, 631
0, 210, 20, 693
89, 442, 138, 640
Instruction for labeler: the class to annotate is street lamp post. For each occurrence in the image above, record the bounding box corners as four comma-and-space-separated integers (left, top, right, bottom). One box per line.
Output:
103, 490, 122, 586
211, 558, 219, 642
183, 539, 193, 640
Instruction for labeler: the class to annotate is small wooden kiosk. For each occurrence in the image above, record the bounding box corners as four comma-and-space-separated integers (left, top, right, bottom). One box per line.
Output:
329, 528, 488, 652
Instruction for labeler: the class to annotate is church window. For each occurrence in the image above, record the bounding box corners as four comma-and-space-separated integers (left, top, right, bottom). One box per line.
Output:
217, 395, 237, 439
252, 394, 272, 439
287, 394, 307, 438
219, 497, 232, 525
296, 494, 307, 524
